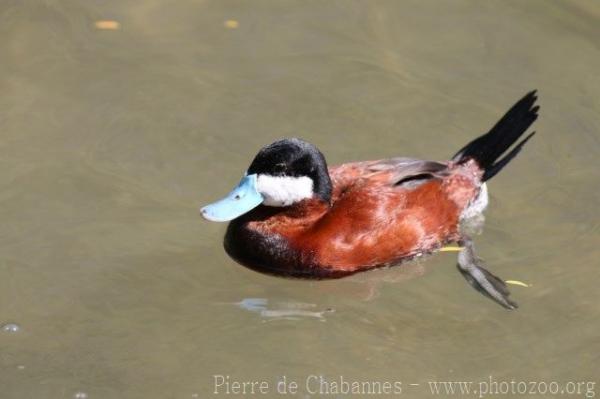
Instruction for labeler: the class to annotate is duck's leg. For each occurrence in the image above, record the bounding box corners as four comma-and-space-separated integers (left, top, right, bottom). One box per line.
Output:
456, 237, 518, 310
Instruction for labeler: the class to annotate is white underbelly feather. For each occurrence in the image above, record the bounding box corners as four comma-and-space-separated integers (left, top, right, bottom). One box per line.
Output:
460, 182, 489, 220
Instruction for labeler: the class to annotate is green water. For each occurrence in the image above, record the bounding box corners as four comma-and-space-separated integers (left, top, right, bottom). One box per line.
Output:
1, 1, 599, 398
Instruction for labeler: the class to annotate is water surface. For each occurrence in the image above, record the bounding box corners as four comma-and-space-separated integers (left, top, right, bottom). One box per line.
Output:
1, 1, 599, 398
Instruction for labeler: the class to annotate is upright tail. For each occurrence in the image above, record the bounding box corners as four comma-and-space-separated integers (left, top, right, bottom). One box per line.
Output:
453, 91, 539, 181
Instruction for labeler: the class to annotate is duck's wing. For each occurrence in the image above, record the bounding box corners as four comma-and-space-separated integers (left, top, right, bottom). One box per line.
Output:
364, 157, 450, 187
330, 158, 450, 192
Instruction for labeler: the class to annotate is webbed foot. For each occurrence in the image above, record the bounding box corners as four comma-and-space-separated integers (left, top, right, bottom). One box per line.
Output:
456, 239, 518, 310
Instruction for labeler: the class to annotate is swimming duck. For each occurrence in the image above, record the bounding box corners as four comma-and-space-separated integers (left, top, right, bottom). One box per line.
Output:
202, 91, 539, 309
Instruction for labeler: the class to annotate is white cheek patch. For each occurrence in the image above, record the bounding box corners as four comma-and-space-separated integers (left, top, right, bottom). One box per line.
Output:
256, 175, 314, 207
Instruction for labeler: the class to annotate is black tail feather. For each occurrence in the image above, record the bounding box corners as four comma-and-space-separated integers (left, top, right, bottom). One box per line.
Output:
482, 131, 536, 181
454, 91, 539, 181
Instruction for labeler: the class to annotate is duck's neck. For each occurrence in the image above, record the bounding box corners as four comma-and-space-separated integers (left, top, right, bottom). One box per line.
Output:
237, 198, 330, 238
280, 198, 330, 220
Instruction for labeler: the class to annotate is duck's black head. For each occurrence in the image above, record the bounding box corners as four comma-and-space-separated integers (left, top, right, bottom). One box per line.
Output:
201, 138, 332, 222
248, 138, 332, 204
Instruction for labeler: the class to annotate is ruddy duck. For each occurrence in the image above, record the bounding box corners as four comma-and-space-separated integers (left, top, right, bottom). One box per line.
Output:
202, 91, 539, 309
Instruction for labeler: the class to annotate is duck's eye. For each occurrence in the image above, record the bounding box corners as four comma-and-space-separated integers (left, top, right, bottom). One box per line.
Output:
234, 194, 241, 200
